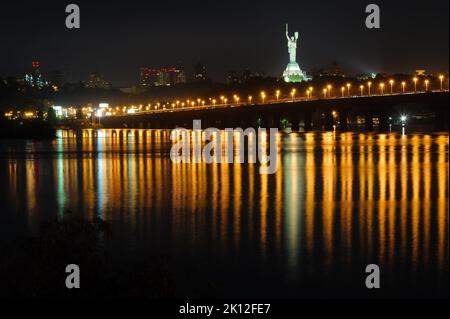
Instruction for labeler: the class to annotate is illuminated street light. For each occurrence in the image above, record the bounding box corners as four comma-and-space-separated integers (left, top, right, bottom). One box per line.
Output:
401, 115, 407, 128
276, 90, 280, 101
389, 79, 394, 94
212, 99, 216, 106
261, 91, 266, 103
341, 86, 345, 97
360, 85, 364, 96
439, 75, 444, 91
413, 77, 418, 92
248, 95, 253, 104
309, 87, 314, 97
401, 81, 406, 93
380, 83, 385, 95
306, 89, 311, 99
291, 88, 296, 101
367, 81, 372, 96
220, 96, 225, 104
425, 79, 429, 91
346, 83, 351, 96
323, 88, 327, 98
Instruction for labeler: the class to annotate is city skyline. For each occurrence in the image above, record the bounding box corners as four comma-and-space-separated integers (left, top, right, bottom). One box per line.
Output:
0, 0, 448, 86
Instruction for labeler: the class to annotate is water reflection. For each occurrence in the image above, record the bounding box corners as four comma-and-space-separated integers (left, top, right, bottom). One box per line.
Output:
0, 129, 448, 297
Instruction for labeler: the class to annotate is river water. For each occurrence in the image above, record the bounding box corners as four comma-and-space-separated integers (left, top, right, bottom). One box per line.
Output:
0, 129, 448, 298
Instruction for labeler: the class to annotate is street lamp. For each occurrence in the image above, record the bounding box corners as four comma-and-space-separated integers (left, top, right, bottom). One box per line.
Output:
341, 86, 345, 97
309, 87, 314, 97
306, 89, 311, 99
439, 75, 444, 91
425, 79, 429, 92
380, 83, 385, 95
248, 95, 253, 104
276, 90, 280, 101
220, 96, 225, 104
360, 85, 364, 96
291, 88, 296, 101
323, 88, 327, 99
389, 79, 394, 94
368, 81, 372, 96
261, 91, 266, 103
413, 77, 418, 92
346, 83, 351, 96
327, 85, 332, 98
401, 81, 406, 93
401, 115, 407, 128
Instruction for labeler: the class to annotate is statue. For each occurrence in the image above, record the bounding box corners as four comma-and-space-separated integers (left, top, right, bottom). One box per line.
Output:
286, 24, 299, 63
282, 24, 307, 83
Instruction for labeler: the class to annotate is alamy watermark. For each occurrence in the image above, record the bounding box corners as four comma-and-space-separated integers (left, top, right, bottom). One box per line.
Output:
65, 264, 80, 289
170, 120, 278, 174
365, 4, 380, 29
65, 4, 80, 29
365, 264, 381, 289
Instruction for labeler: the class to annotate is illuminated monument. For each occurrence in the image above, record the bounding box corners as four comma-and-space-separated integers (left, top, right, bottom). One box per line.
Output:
283, 24, 307, 82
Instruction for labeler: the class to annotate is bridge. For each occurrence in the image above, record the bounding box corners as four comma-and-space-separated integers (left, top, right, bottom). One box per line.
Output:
100, 91, 449, 132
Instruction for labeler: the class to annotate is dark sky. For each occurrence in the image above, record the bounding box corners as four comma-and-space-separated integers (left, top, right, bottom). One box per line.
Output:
0, 0, 448, 86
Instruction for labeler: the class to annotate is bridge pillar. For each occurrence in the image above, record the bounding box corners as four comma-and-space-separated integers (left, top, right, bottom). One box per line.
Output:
303, 112, 313, 131
275, 114, 285, 130
365, 114, 374, 132
378, 114, 390, 132
339, 110, 348, 131
260, 116, 272, 128
324, 112, 334, 131
291, 118, 300, 132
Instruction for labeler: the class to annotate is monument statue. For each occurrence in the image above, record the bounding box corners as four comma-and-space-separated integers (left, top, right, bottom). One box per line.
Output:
282, 24, 307, 83
286, 24, 299, 63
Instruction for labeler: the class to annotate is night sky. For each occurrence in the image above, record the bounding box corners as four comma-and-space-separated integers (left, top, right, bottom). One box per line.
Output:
0, 0, 448, 86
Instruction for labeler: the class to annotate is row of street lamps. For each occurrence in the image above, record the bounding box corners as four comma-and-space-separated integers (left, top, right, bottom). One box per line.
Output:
322, 76, 446, 98
107, 75, 447, 115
